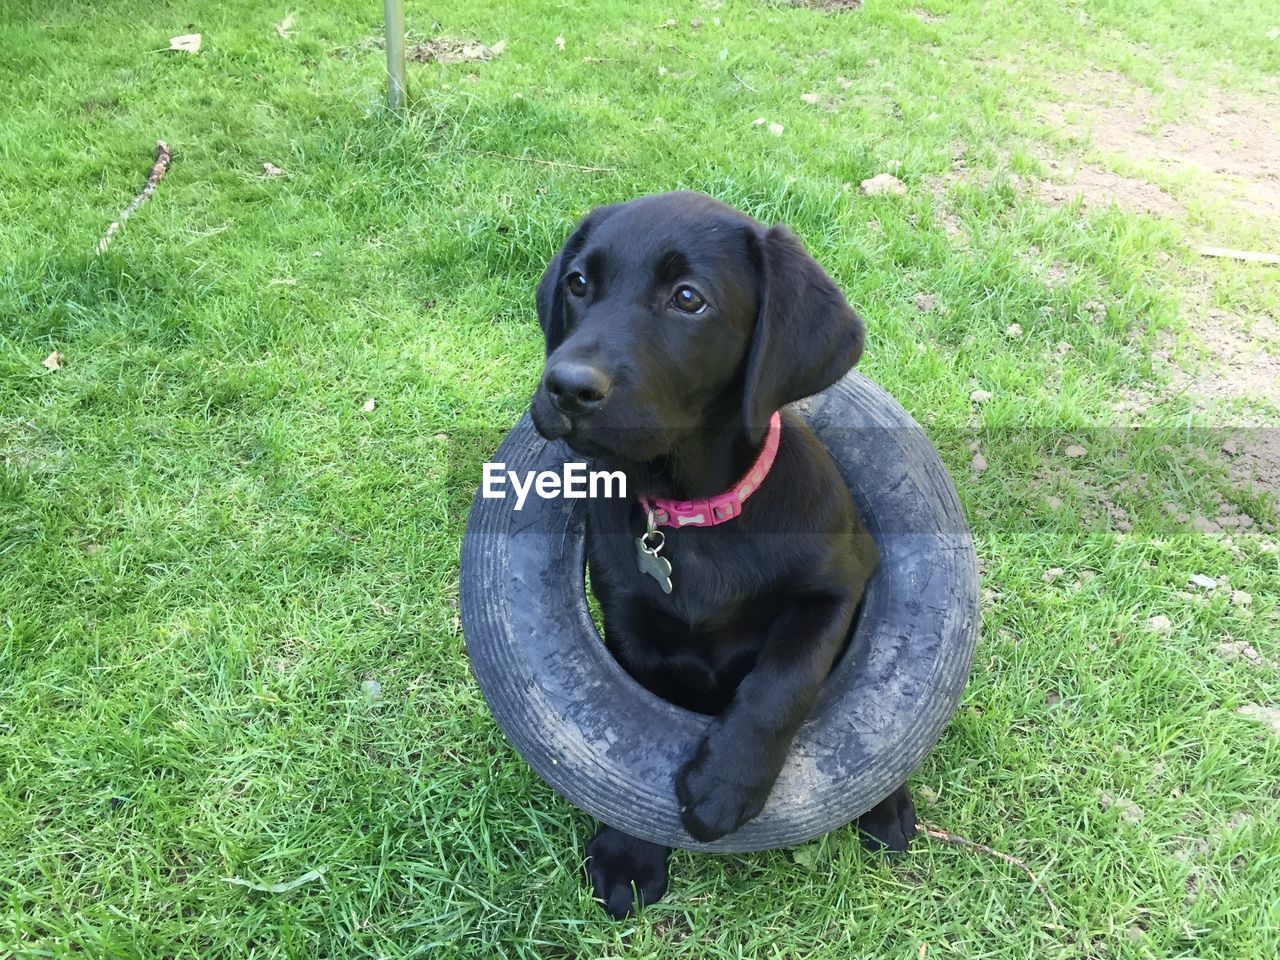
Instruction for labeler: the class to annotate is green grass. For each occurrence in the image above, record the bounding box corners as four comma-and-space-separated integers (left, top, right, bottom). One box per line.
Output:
2, 1, 1279, 957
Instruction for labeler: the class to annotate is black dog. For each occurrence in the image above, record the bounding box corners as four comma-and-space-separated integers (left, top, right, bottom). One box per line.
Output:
529, 192, 915, 919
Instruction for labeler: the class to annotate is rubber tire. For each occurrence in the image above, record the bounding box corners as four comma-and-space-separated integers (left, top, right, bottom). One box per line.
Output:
460, 371, 978, 852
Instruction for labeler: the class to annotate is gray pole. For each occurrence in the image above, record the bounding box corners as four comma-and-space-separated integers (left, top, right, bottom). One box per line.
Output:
385, 0, 407, 111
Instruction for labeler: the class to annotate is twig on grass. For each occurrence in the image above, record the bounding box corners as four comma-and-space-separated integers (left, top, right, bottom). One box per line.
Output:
1196, 245, 1280, 265
919, 822, 1065, 931
97, 140, 172, 254
468, 150, 614, 174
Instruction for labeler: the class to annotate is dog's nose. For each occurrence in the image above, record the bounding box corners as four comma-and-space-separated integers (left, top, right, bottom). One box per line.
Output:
545, 362, 613, 417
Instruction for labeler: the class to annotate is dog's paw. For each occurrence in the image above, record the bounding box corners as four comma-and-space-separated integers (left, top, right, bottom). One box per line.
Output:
585, 826, 669, 919
675, 748, 767, 843
855, 784, 916, 854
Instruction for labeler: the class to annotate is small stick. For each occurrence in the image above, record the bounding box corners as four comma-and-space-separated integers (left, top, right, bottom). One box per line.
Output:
469, 150, 614, 174
919, 823, 1065, 930
1197, 245, 1280, 266
97, 141, 172, 254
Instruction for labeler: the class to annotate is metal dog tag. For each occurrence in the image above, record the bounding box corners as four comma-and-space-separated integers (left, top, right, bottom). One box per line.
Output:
635, 526, 673, 594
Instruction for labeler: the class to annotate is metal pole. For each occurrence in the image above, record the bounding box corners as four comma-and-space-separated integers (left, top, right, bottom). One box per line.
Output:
385, 0, 407, 112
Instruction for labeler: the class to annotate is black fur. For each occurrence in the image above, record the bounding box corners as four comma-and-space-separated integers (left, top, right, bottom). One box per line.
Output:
530, 192, 915, 919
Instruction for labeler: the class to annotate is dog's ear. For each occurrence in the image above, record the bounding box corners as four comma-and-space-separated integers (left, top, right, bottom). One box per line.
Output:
741, 225, 865, 444
535, 204, 621, 353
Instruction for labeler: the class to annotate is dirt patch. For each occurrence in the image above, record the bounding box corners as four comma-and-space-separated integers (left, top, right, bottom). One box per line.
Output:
1121, 313, 1280, 493
1030, 158, 1184, 217
927, 161, 1184, 239
1033, 71, 1280, 461
1037, 70, 1280, 225
1187, 310, 1280, 408
1237, 704, 1280, 738
924, 169, 971, 244
931, 73, 1279, 485
0, 416, 64, 475
926, 157, 1181, 228
1031, 436, 1276, 535
1218, 429, 1280, 504
1134, 312, 1280, 416
789, 0, 863, 11
1217, 640, 1277, 669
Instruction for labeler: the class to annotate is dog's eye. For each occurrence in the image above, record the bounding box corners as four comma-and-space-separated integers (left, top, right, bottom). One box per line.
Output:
671, 285, 707, 314
566, 272, 589, 297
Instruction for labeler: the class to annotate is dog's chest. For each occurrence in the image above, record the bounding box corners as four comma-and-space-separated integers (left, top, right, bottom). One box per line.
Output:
598, 523, 779, 626
585, 499, 817, 711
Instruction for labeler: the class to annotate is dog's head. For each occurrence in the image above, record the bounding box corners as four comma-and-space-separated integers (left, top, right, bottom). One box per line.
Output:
530, 192, 865, 463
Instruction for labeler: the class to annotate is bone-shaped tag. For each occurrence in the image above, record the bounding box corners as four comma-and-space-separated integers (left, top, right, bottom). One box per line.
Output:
635, 536, 673, 594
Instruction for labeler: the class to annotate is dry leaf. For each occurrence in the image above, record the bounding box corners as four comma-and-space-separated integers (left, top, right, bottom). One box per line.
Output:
41, 351, 63, 371
554, 35, 565, 51
791, 843, 823, 869
860, 173, 905, 196
268, 278, 297, 287
1188, 573, 1217, 589
409, 38, 506, 65
362, 398, 377, 412
168, 34, 202, 53
1147, 614, 1173, 633
1065, 444, 1087, 458
275, 13, 295, 39
262, 162, 284, 177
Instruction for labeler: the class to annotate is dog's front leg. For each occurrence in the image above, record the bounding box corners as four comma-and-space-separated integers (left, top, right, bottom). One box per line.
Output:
674, 593, 856, 842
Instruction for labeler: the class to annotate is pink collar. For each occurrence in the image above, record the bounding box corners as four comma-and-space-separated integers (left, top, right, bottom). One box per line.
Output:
639, 412, 783, 528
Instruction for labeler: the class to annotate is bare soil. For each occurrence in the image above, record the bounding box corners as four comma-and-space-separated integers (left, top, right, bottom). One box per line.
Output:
1035, 70, 1280, 225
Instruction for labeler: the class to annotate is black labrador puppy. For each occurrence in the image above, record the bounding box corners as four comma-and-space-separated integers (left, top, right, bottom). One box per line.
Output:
529, 192, 915, 919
